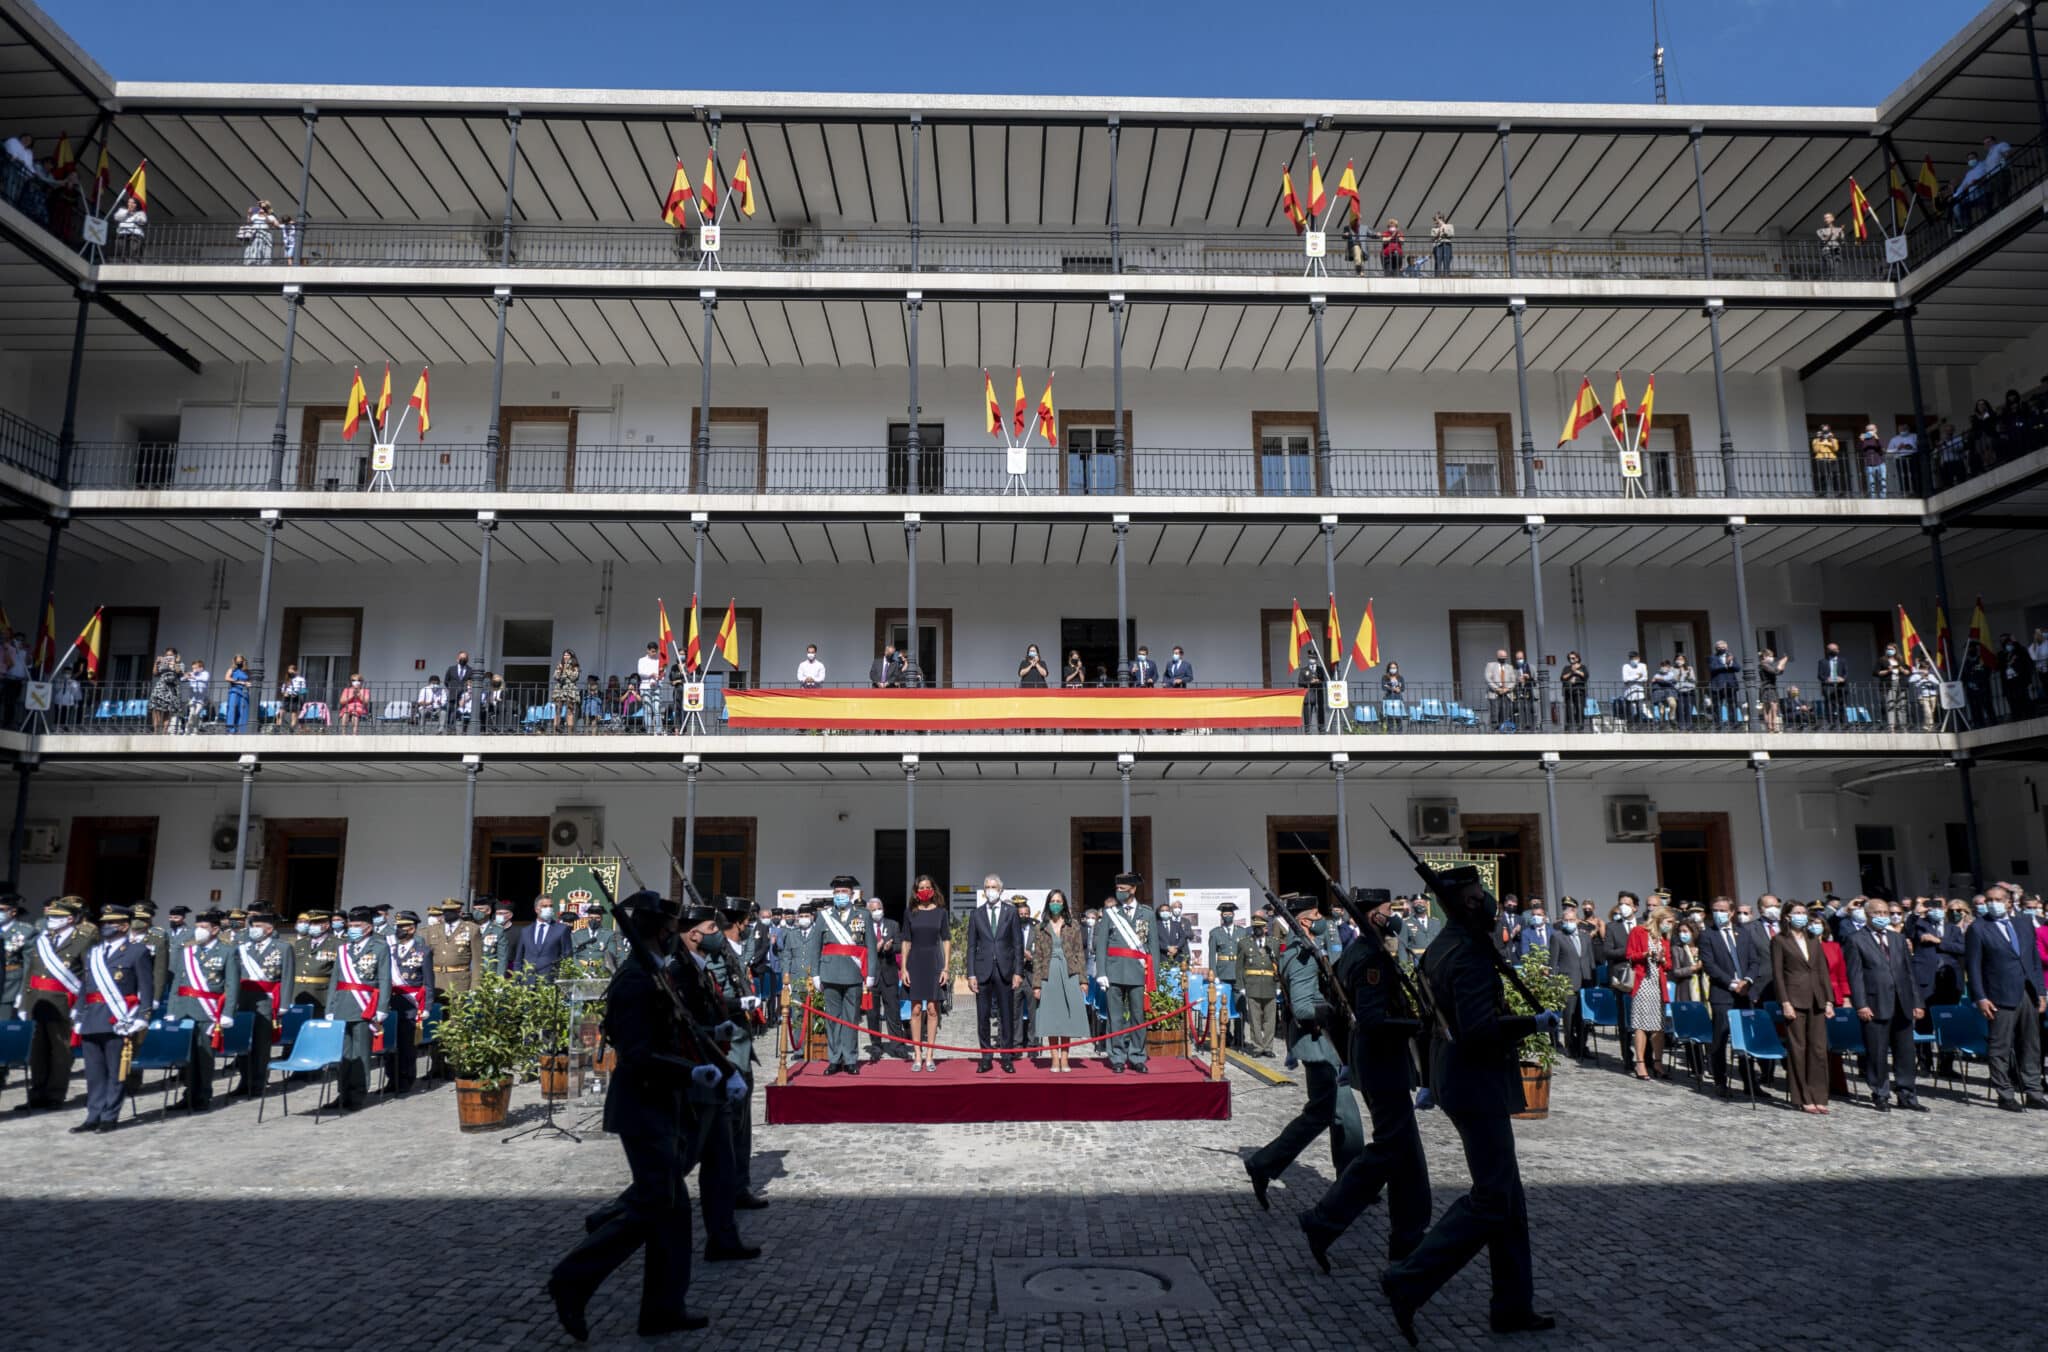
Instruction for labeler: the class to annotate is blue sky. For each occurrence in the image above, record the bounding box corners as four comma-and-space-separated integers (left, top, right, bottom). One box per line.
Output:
43, 0, 1981, 105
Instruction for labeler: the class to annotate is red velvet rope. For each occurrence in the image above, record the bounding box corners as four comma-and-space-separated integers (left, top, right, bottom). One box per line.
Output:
790, 999, 1201, 1056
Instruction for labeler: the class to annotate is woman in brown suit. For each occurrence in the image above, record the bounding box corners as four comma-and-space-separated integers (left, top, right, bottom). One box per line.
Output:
1030, 890, 1090, 1072
1771, 900, 1836, 1113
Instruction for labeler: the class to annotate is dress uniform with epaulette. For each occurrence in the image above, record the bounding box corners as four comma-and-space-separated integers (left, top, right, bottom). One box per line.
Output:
1245, 894, 1364, 1207
325, 906, 393, 1111
14, 897, 90, 1112
232, 908, 296, 1097
0, 895, 31, 1014
371, 904, 396, 941
387, 911, 434, 1093
703, 898, 770, 1209
429, 900, 482, 993
167, 909, 240, 1112
1238, 918, 1281, 1055
1090, 873, 1162, 1073
129, 900, 171, 1016
74, 906, 153, 1132
782, 903, 818, 1058
1207, 902, 1243, 1047
1301, 888, 1432, 1271
291, 909, 338, 1013
481, 901, 515, 977
804, 876, 879, 1074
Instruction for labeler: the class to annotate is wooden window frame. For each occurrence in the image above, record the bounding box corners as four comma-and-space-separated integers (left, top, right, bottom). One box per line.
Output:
1057, 409, 1135, 496
670, 816, 758, 903
1460, 813, 1544, 904
63, 816, 158, 899
1640, 412, 1697, 497
498, 405, 581, 491
468, 815, 551, 900
1653, 811, 1734, 903
873, 607, 955, 687
296, 404, 358, 490
257, 816, 350, 912
689, 406, 768, 493
1265, 816, 1338, 895
708, 606, 765, 688
1253, 410, 1324, 497
99, 605, 160, 686
1258, 607, 1332, 687
1633, 609, 1713, 665
1434, 412, 1514, 496
1446, 609, 1527, 691
277, 607, 365, 692
1070, 816, 1154, 908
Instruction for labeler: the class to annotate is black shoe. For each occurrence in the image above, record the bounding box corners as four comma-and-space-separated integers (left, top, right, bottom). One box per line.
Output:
977, 1061, 992, 1074
546, 1277, 590, 1343
1489, 1310, 1558, 1335
1899, 1095, 1928, 1112
2028, 1094, 2048, 1111
1871, 1098, 1891, 1113
1997, 1095, 2024, 1112
822, 1063, 841, 1077
1108, 1062, 1125, 1074
1001, 1060, 1015, 1074
734, 1192, 769, 1211
704, 1244, 761, 1262
845, 1063, 859, 1077
1131, 1063, 1148, 1074
637, 1314, 710, 1337
68, 1121, 98, 1134
10, 1103, 41, 1113
1299, 1212, 1337, 1274
1244, 1159, 1270, 1211
1379, 1271, 1420, 1348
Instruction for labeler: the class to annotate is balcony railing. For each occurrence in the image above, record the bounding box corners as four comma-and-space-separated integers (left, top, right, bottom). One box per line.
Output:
35, 677, 1990, 738
53, 441, 1927, 501
107, 220, 1895, 283
0, 407, 61, 483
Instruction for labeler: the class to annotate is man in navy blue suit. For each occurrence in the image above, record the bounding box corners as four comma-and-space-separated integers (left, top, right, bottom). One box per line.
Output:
965, 872, 1023, 1073
1843, 899, 1926, 1111
1964, 884, 2047, 1112
1163, 646, 1194, 688
506, 894, 575, 983
1128, 646, 1159, 688
1699, 897, 1757, 1098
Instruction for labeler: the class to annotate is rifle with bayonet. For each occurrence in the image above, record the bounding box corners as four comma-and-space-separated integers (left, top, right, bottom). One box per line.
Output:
1367, 803, 1546, 1015
595, 852, 743, 1086
1231, 849, 1353, 1051
1292, 832, 1428, 1035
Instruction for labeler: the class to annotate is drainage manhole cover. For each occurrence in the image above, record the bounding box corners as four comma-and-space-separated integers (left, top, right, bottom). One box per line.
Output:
1022, 1264, 1169, 1305
994, 1255, 1219, 1315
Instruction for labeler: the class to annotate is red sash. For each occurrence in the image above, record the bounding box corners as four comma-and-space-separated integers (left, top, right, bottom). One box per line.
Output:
31, 974, 82, 1046
239, 979, 282, 1013
394, 984, 429, 1027
337, 982, 384, 1051
177, 986, 227, 1050
84, 992, 139, 1008
821, 943, 872, 1011
1108, 946, 1157, 993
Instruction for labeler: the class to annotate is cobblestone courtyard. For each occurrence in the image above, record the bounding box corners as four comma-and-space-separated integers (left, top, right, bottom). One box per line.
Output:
4, 1048, 2044, 1351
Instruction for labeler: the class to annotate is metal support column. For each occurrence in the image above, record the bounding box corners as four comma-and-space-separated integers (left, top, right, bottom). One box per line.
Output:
472, 514, 496, 673
293, 109, 318, 227
1320, 515, 1339, 720
1110, 295, 1127, 459
4, 760, 34, 892
1525, 517, 1549, 723
267, 287, 303, 490
1954, 756, 1983, 887
1310, 296, 1332, 489
1540, 755, 1565, 905
1498, 124, 1517, 277
1900, 300, 1931, 454
1509, 298, 1536, 494
2027, 5, 2048, 143
231, 757, 258, 909
1332, 756, 1352, 885
905, 293, 922, 495
903, 757, 918, 904
1113, 516, 1130, 682
909, 115, 922, 272
485, 287, 512, 456
690, 515, 708, 662
696, 291, 716, 469
1118, 756, 1134, 871
55, 287, 89, 483
250, 511, 281, 683
1705, 300, 1735, 493
1107, 117, 1122, 272
1727, 518, 1756, 725
1751, 754, 1777, 895
498, 112, 521, 266
680, 756, 701, 886
1926, 524, 1955, 665
1688, 126, 1714, 278
458, 757, 481, 898
905, 515, 920, 683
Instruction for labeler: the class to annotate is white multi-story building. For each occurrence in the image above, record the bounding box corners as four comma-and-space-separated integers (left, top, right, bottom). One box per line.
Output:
2, 0, 2047, 917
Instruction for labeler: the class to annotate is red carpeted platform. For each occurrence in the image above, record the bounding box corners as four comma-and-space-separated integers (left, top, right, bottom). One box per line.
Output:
765, 1056, 1231, 1125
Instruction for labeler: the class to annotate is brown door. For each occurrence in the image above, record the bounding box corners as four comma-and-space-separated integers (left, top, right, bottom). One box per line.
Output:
1071, 817, 1154, 909
471, 817, 549, 914
673, 817, 758, 906
1654, 812, 1733, 906
1461, 814, 1543, 903
63, 817, 158, 902
1267, 816, 1338, 895
258, 818, 350, 920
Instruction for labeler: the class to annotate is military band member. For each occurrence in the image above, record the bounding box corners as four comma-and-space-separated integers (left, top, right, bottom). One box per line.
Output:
1091, 872, 1161, 1074
233, 908, 296, 1097
1301, 888, 1431, 1271
14, 897, 89, 1112
167, 909, 239, 1112
326, 906, 393, 1112
482, 898, 516, 977
389, 910, 434, 1094
430, 900, 482, 996
291, 909, 338, 1013
805, 875, 879, 1076
1207, 902, 1243, 1048
74, 906, 152, 1132
1245, 894, 1364, 1208
705, 899, 769, 1209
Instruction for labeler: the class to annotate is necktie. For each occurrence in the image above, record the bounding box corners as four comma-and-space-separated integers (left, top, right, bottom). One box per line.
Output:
1878, 933, 1888, 954
2001, 919, 2017, 950
536, 922, 547, 945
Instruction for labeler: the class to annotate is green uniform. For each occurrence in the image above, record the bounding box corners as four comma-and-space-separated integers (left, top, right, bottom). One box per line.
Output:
429, 920, 483, 996
17, 924, 89, 1107
704, 935, 759, 1193
232, 932, 296, 1095
1237, 931, 1280, 1054
292, 931, 339, 1012
1091, 902, 1162, 1070
783, 920, 817, 1057
136, 927, 171, 1015
805, 906, 879, 1070
480, 920, 513, 976
1246, 925, 1363, 1189
167, 936, 240, 1110
0, 918, 32, 1009
324, 935, 392, 1109
1208, 921, 1243, 1045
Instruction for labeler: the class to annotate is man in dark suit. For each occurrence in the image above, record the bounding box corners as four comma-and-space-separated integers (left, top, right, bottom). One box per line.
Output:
1736, 896, 1783, 1084
1815, 642, 1849, 726
1908, 898, 1966, 1073
1547, 910, 1596, 1061
1699, 898, 1757, 1097
965, 873, 1023, 1073
1844, 898, 1926, 1111
867, 644, 904, 689
505, 894, 575, 983
1163, 646, 1194, 688
1510, 902, 1553, 963
1964, 885, 2048, 1111
863, 896, 906, 1061
1128, 645, 1159, 688
443, 649, 475, 716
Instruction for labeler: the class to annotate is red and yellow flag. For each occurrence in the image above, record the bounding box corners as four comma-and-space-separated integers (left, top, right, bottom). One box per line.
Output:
1035, 374, 1056, 444
1607, 373, 1630, 449
1897, 604, 1927, 668
124, 160, 147, 211
1280, 165, 1307, 234
342, 367, 369, 441
93, 145, 111, 198
1916, 155, 1939, 205
1557, 378, 1603, 446
729, 152, 755, 217
684, 593, 702, 672
713, 598, 740, 668
657, 599, 677, 669
376, 361, 393, 430
1888, 161, 1910, 209
52, 133, 74, 177
1352, 598, 1380, 670
662, 158, 694, 225
407, 368, 430, 439
1935, 602, 1952, 671
1326, 593, 1342, 661
1307, 157, 1327, 217
1848, 177, 1872, 241
73, 606, 104, 680
1012, 369, 1028, 439
33, 596, 57, 674
1633, 374, 1656, 453
1968, 595, 1991, 663
983, 370, 1002, 438
698, 149, 719, 217
1334, 159, 1361, 224
1288, 600, 1312, 674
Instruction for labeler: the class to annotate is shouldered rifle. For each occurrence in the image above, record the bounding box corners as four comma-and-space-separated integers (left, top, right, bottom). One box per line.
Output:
1292, 832, 1427, 1028
591, 857, 741, 1086
1232, 849, 1353, 1050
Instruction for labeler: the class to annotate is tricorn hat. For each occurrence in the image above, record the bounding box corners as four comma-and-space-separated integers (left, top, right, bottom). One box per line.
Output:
1114, 872, 1143, 888
1351, 887, 1392, 907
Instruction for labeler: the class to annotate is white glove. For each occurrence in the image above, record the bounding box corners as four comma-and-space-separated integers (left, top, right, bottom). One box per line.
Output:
863, 978, 874, 989
1097, 976, 1109, 989
723, 1073, 748, 1105
690, 1064, 721, 1089
220, 1016, 235, 1029
739, 995, 762, 1012
711, 1020, 743, 1042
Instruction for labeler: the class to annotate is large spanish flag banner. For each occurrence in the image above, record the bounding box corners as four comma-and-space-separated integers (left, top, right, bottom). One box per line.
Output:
723, 687, 1305, 731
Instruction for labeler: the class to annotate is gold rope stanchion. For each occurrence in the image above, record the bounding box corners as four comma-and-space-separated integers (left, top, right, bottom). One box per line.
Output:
1208, 981, 1224, 1081
775, 1011, 789, 1087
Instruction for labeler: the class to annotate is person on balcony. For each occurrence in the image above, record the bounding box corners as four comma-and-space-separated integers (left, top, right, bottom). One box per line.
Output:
1619, 650, 1648, 724
550, 648, 581, 733
1815, 211, 1844, 275
1559, 652, 1587, 730
1378, 218, 1405, 276
1063, 650, 1087, 688
1017, 645, 1049, 688
148, 647, 183, 733
1430, 213, 1454, 276
336, 673, 370, 734
237, 199, 280, 264
1876, 644, 1911, 731
1128, 645, 1158, 687
1164, 646, 1194, 688
1299, 656, 1327, 732
1707, 639, 1742, 725
1756, 648, 1790, 732
111, 189, 146, 260
181, 658, 211, 734
1858, 423, 1887, 498
1887, 421, 1921, 497
867, 642, 904, 689
222, 654, 250, 733
796, 644, 825, 687
414, 673, 447, 730
1808, 422, 1844, 498
1671, 653, 1698, 725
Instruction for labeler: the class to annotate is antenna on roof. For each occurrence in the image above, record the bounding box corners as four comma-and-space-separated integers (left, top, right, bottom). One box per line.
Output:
1651, 1, 1669, 106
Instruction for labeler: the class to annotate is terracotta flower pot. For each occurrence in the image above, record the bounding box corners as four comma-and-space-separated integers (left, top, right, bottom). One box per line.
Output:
1513, 1063, 1551, 1120
454, 1078, 512, 1131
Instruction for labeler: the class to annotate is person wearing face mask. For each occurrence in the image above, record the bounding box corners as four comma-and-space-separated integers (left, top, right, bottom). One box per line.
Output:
127, 900, 171, 1017
899, 877, 950, 1072
1699, 897, 1760, 1098
963, 874, 1025, 1074
1964, 884, 2048, 1111
1207, 902, 1244, 1049
806, 875, 880, 1076
231, 907, 296, 1098
1237, 914, 1281, 1057
480, 899, 515, 976
326, 906, 393, 1112
700, 899, 768, 1211
12, 897, 89, 1113
507, 893, 576, 984
1908, 899, 1966, 1070
1245, 894, 1365, 1210
1092, 872, 1161, 1074
1163, 646, 1194, 689
387, 911, 434, 1095
1012, 899, 1039, 1052
0, 897, 33, 1032
863, 897, 907, 1063
1546, 902, 1596, 1061
1770, 903, 1834, 1114
781, 903, 819, 1061
1842, 899, 1926, 1112
289, 908, 339, 1018
73, 905, 154, 1133
1623, 906, 1676, 1080
1017, 645, 1049, 688
1399, 895, 1443, 968
167, 908, 239, 1113
1600, 893, 1640, 1039
1030, 890, 1089, 1072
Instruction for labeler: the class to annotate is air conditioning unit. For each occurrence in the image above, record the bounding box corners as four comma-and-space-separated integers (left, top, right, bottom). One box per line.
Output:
1605, 796, 1659, 842
21, 820, 59, 861
209, 816, 264, 869
549, 807, 605, 856
1409, 798, 1461, 845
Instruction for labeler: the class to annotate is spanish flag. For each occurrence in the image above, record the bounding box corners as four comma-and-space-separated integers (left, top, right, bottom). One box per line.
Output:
1633, 374, 1656, 452
1848, 176, 1872, 241
983, 370, 1002, 438
33, 596, 56, 674
1326, 593, 1342, 661
342, 367, 369, 441
1012, 368, 1028, 440
1558, 378, 1602, 447
657, 598, 677, 669
729, 152, 755, 217
698, 148, 719, 217
73, 606, 104, 680
713, 598, 740, 668
124, 160, 147, 211
1351, 598, 1380, 670
53, 133, 74, 177
1935, 602, 1952, 671
93, 145, 110, 199
1334, 159, 1361, 224
1281, 165, 1307, 234
376, 361, 393, 431
1888, 161, 1910, 209
662, 159, 693, 226
1608, 372, 1630, 449
1035, 374, 1056, 444
407, 367, 431, 439
1288, 600, 1312, 674
1897, 604, 1927, 668
1916, 155, 1939, 205
684, 593, 702, 672
1968, 595, 1990, 663
1307, 157, 1327, 217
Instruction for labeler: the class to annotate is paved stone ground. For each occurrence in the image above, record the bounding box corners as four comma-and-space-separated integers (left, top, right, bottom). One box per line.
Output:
3, 1042, 2045, 1351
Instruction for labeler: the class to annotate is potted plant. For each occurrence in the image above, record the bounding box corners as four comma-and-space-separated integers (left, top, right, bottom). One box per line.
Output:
438, 968, 529, 1131
1504, 946, 1577, 1120
1143, 961, 1190, 1059
790, 976, 828, 1061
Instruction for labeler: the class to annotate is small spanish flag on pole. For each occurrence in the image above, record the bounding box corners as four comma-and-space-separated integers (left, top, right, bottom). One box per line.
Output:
983, 370, 1003, 440
698, 148, 719, 218
53, 133, 74, 178
657, 599, 677, 669
1968, 595, 1991, 664
685, 593, 703, 673
123, 160, 147, 211
1280, 165, 1308, 234
342, 368, 369, 441
1935, 602, 1952, 672
1288, 600, 1312, 674
729, 152, 755, 218
1557, 377, 1603, 447
1307, 157, 1327, 217
1848, 176, 1873, 241
1897, 604, 1927, 669
1633, 374, 1656, 453
714, 598, 740, 669
662, 159, 694, 226
376, 361, 393, 432
1325, 593, 1342, 665
72, 605, 106, 680
1012, 369, 1028, 440
92, 144, 111, 201
1333, 159, 1361, 225
1352, 598, 1380, 670
33, 596, 57, 674
1607, 372, 1630, 450
1916, 155, 1940, 206
1035, 374, 1056, 445
407, 367, 431, 439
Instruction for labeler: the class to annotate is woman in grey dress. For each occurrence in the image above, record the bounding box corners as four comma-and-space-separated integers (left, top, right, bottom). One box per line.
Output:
1030, 890, 1090, 1071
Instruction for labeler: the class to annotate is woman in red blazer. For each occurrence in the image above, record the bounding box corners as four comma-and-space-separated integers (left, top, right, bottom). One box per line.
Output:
1770, 902, 1836, 1113
1625, 906, 1676, 1080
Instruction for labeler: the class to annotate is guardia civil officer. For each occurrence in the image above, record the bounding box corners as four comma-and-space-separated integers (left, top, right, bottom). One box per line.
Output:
1207, 902, 1243, 1047
232, 908, 296, 1097
388, 911, 434, 1093
74, 905, 152, 1132
1301, 888, 1430, 1271
704, 897, 770, 1210
166, 908, 238, 1112
1244, 894, 1363, 1207
1381, 865, 1558, 1344
325, 906, 392, 1112
13, 897, 88, 1112
805, 875, 878, 1075
1091, 872, 1161, 1073
291, 908, 338, 1013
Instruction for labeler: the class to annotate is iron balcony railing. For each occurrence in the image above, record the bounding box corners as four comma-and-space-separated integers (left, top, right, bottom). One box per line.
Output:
37, 676, 1988, 738
56, 441, 1922, 501
115, 220, 1895, 282
0, 408, 61, 483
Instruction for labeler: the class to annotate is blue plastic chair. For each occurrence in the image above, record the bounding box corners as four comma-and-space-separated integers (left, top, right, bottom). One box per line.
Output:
1931, 1004, 1991, 1099
1354, 703, 1379, 728
1414, 699, 1445, 724
1669, 1000, 1715, 1089
1382, 698, 1406, 725
0, 1019, 31, 1106
128, 1017, 196, 1116
276, 1003, 313, 1050
1578, 987, 1620, 1063
263, 1018, 347, 1121
1824, 1011, 1865, 1099
1728, 1010, 1787, 1109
